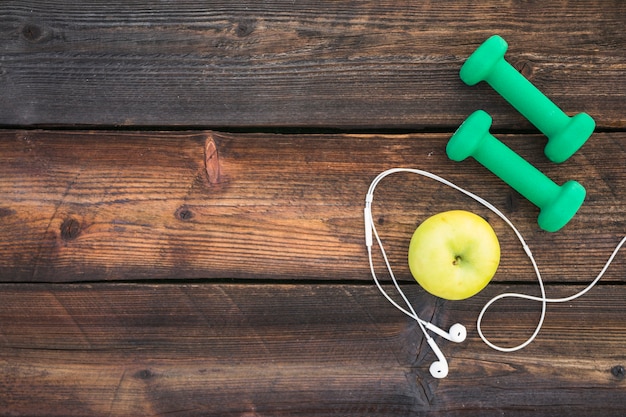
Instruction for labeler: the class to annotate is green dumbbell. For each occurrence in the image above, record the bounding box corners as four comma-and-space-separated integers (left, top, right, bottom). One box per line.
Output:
460, 35, 595, 163
447, 110, 586, 232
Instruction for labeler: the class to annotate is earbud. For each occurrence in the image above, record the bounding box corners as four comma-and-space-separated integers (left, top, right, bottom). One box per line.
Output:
424, 322, 467, 343
448, 323, 467, 342
422, 323, 463, 378
427, 338, 449, 379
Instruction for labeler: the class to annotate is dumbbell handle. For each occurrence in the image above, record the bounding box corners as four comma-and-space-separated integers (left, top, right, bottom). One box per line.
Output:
470, 131, 559, 208
483, 59, 569, 138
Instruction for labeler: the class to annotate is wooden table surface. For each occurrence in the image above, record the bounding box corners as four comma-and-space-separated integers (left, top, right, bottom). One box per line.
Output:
1, 1, 625, 415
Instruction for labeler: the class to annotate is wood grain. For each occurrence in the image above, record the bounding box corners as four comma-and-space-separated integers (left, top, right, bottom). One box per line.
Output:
0, 0, 623, 128
0, 130, 624, 283
1, 3, 625, 413
0, 282, 624, 416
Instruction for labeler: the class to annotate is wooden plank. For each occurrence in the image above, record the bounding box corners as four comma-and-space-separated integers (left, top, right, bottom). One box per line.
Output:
1, 129, 624, 283
0, 0, 623, 128
0, 282, 625, 416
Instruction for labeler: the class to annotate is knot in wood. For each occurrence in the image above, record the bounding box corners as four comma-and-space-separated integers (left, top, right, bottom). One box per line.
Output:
175, 205, 194, 221
611, 365, 625, 380
134, 369, 155, 380
22, 23, 43, 41
60, 218, 81, 241
204, 136, 222, 185
513, 58, 535, 79
0, 207, 15, 218
235, 19, 256, 37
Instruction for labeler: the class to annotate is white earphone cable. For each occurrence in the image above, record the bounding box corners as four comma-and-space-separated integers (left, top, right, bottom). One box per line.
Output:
365, 168, 626, 352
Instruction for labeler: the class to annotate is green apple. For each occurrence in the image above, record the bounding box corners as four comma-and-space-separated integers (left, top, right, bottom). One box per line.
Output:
408, 210, 500, 300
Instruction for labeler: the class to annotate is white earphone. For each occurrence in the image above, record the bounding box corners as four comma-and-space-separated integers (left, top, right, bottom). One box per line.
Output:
427, 337, 450, 378
424, 323, 468, 378
365, 168, 625, 378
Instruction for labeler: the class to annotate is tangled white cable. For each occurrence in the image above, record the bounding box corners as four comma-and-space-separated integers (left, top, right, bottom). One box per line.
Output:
364, 168, 626, 376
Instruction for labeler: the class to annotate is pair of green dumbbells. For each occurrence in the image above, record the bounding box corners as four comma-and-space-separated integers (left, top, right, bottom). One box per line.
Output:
447, 35, 595, 232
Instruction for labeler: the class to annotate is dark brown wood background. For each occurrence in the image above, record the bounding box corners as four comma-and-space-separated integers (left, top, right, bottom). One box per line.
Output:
0, 1, 625, 416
